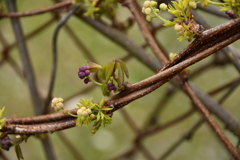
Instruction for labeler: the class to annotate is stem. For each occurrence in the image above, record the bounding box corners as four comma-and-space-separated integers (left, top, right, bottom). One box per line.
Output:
88, 77, 102, 86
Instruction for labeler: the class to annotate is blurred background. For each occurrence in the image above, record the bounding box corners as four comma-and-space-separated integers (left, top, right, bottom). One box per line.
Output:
0, 0, 240, 159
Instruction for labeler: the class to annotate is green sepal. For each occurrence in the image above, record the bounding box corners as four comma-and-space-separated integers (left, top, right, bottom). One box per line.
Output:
101, 107, 113, 111
87, 61, 102, 72
76, 116, 83, 126
96, 112, 101, 122
15, 145, 24, 160
163, 21, 176, 27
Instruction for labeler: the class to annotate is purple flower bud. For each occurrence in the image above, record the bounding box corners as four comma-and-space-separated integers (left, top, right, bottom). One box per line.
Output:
107, 82, 117, 91
85, 70, 90, 76
79, 66, 86, 72
0, 136, 11, 151
225, 10, 235, 18
78, 71, 86, 79
85, 65, 90, 70
84, 78, 90, 84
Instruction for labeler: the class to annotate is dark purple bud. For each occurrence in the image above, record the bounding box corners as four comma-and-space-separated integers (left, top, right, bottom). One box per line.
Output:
79, 66, 86, 72
85, 70, 90, 76
84, 78, 90, 84
0, 136, 11, 151
107, 82, 117, 91
107, 82, 113, 87
225, 10, 235, 18
78, 71, 86, 79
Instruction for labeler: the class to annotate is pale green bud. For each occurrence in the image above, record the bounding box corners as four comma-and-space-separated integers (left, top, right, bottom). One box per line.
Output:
62, 109, 68, 114
169, 53, 177, 60
56, 103, 64, 109
58, 98, 64, 103
146, 14, 153, 21
155, 9, 160, 13
150, 1, 157, 7
90, 114, 96, 119
143, 1, 151, 7
159, 3, 167, 10
51, 98, 59, 105
189, 1, 197, 9
82, 111, 88, 116
80, 107, 86, 111
86, 109, 92, 114
144, 8, 151, 15
142, 7, 146, 14
77, 109, 82, 116
174, 23, 183, 31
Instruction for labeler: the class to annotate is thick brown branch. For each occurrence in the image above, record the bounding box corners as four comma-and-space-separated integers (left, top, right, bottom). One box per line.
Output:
3, 119, 76, 134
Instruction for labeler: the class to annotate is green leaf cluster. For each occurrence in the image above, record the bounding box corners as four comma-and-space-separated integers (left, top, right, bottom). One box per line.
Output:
97, 59, 129, 96
76, 98, 113, 135
73, 0, 100, 18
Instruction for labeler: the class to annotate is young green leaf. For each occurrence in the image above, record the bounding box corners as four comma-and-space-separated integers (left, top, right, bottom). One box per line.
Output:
15, 145, 24, 160
99, 98, 105, 108
117, 64, 124, 87
119, 60, 129, 78
76, 116, 83, 126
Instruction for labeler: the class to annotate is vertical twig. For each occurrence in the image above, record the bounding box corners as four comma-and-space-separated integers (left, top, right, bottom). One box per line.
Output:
6, 0, 42, 115
6, 1, 56, 159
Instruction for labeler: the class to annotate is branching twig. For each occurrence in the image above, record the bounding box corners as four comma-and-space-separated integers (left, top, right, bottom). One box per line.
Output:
0, 0, 73, 18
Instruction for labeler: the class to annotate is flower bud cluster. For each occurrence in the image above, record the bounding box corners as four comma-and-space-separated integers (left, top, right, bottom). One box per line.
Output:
78, 65, 91, 84
106, 82, 117, 91
0, 136, 11, 151
51, 97, 64, 112
142, 1, 169, 22
142, 1, 161, 22
77, 107, 96, 121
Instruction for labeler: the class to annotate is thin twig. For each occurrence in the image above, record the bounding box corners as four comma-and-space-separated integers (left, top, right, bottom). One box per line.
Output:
56, 132, 84, 160
0, 0, 73, 18
6, 0, 42, 115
